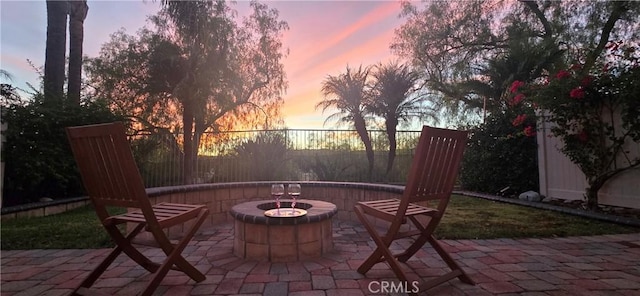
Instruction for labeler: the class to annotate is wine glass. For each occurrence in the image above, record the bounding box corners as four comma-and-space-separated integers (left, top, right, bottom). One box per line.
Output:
288, 183, 301, 215
271, 184, 284, 216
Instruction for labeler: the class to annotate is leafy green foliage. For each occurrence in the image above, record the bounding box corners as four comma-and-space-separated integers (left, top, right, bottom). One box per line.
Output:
510, 42, 640, 209
460, 108, 539, 196
294, 150, 358, 181
230, 131, 293, 181
368, 62, 436, 174
392, 1, 639, 119
317, 65, 375, 179
1, 98, 121, 206
131, 134, 184, 187
87, 1, 289, 184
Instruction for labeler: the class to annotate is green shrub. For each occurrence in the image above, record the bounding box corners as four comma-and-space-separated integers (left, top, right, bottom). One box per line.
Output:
459, 109, 539, 196
230, 131, 295, 181
131, 135, 184, 187
1, 98, 121, 206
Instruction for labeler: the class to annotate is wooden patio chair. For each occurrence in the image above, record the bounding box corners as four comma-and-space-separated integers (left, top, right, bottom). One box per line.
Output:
66, 122, 209, 296
354, 125, 474, 293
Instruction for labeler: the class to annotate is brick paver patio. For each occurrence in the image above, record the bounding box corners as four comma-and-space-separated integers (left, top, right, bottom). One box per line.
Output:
1, 220, 639, 295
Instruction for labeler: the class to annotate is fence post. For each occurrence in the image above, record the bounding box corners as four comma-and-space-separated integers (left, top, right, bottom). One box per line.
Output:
1, 121, 6, 209
536, 110, 549, 199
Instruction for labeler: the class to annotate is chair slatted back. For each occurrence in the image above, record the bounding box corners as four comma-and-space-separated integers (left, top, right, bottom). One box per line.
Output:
401, 126, 468, 211
356, 125, 474, 290
66, 122, 150, 213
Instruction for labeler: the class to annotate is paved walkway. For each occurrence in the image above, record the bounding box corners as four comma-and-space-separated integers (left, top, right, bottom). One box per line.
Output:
2, 220, 639, 296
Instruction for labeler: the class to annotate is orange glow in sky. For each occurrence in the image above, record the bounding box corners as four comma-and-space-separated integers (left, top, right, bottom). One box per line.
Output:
0, 1, 408, 130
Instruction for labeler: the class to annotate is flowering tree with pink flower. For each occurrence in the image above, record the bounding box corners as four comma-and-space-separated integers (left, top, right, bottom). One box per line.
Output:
510, 42, 640, 210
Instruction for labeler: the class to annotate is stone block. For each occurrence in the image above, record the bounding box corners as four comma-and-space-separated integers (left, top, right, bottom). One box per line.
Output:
298, 223, 321, 243
245, 243, 269, 261
270, 244, 297, 262
269, 225, 296, 245
233, 238, 245, 258
245, 223, 269, 244
228, 188, 244, 200
322, 235, 333, 254
235, 220, 245, 240
170, 193, 185, 204
44, 205, 66, 216
243, 186, 260, 199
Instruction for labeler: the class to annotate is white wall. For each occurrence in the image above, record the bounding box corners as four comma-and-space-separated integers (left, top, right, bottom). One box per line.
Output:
537, 118, 640, 209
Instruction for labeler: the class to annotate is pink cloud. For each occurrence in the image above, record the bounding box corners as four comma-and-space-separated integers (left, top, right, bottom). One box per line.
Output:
280, 2, 403, 129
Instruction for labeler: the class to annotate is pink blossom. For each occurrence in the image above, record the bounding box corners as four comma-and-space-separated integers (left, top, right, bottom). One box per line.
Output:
512, 114, 527, 127
509, 80, 525, 93
511, 93, 525, 106
555, 70, 571, 80
569, 87, 585, 99
524, 126, 536, 137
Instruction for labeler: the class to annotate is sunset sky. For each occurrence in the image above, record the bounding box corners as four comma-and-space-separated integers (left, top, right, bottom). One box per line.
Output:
1, 1, 412, 130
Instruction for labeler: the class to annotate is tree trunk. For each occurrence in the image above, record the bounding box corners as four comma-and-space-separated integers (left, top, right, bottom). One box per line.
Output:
353, 114, 374, 180
584, 185, 599, 211
67, 0, 88, 105
182, 103, 194, 185
192, 118, 207, 184
385, 118, 398, 175
191, 97, 211, 184
585, 176, 608, 211
44, 0, 68, 103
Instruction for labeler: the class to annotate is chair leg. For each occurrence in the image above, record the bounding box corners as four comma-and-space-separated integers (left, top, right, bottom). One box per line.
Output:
417, 235, 475, 292
139, 209, 209, 296
71, 244, 124, 295
427, 235, 474, 285
397, 216, 436, 263
71, 223, 147, 295
354, 205, 383, 273
396, 234, 429, 263
107, 223, 164, 274
354, 206, 409, 283
164, 208, 208, 282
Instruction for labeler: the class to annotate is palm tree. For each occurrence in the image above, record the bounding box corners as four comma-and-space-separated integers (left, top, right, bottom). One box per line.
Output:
369, 62, 436, 174
317, 65, 374, 179
44, 0, 68, 103
67, 0, 88, 105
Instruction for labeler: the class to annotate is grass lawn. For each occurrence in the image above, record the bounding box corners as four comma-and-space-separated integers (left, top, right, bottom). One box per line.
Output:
436, 195, 639, 239
1, 195, 638, 250
1, 206, 126, 250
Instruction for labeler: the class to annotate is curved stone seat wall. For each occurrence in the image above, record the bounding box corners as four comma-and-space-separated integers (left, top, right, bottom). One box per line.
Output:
145, 181, 404, 237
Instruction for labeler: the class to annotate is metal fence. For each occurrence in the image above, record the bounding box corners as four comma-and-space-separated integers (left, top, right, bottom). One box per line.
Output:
130, 129, 422, 187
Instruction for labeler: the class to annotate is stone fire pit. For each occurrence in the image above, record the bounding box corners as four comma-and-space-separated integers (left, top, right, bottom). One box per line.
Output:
229, 199, 337, 262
